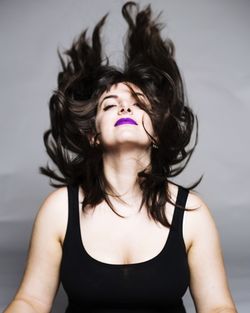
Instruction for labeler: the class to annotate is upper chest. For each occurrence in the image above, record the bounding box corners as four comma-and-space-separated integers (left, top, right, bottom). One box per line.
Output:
77, 199, 192, 265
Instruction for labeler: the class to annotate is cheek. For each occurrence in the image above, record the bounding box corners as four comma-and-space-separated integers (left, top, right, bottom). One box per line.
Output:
94, 113, 103, 132
95, 114, 111, 134
141, 114, 155, 134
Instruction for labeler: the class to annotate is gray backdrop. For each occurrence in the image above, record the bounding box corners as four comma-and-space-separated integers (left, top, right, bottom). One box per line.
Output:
0, 0, 249, 312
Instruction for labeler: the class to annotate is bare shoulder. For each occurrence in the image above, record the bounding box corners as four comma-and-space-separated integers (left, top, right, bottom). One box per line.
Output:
37, 186, 69, 245
41, 186, 68, 206
168, 182, 218, 251
168, 181, 207, 210
168, 182, 215, 226
186, 189, 217, 232
184, 188, 220, 254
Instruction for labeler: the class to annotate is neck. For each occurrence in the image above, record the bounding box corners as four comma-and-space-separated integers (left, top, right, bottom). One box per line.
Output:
102, 147, 151, 206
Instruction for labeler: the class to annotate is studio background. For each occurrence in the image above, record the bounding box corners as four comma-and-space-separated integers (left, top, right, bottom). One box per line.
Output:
0, 0, 249, 312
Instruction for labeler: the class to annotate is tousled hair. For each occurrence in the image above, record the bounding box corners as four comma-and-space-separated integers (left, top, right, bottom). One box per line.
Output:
40, 2, 201, 227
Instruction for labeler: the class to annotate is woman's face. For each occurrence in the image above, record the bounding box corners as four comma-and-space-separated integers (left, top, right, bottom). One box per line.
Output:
95, 82, 155, 150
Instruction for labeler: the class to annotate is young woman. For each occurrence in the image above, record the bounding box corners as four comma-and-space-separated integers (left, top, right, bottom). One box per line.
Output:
4, 2, 237, 313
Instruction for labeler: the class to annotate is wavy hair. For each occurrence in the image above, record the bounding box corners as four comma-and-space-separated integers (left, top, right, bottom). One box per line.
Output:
40, 1, 201, 227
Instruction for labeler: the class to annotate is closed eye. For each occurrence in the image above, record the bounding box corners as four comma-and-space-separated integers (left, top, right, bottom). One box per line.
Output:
103, 102, 143, 111
103, 104, 116, 111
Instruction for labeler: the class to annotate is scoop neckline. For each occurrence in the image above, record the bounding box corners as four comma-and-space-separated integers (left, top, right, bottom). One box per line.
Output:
76, 186, 179, 268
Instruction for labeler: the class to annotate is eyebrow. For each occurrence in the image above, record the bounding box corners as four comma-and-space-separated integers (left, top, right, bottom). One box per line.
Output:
99, 92, 146, 107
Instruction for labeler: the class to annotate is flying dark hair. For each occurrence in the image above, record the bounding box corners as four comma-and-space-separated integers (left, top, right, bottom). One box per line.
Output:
40, 1, 201, 227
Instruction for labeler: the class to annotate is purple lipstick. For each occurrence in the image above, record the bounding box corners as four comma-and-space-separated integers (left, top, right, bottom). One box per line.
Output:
114, 118, 138, 127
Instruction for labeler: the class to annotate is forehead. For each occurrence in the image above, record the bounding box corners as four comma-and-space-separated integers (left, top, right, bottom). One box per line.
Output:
99, 82, 144, 102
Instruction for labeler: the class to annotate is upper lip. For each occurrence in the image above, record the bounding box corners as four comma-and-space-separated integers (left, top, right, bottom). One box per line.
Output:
114, 118, 138, 127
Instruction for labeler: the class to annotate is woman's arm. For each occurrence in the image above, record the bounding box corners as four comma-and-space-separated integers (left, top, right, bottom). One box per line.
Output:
186, 192, 238, 313
3, 187, 68, 313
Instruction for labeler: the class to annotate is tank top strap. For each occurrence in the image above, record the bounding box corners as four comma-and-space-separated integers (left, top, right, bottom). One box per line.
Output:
66, 184, 188, 246
171, 186, 189, 235
66, 184, 80, 241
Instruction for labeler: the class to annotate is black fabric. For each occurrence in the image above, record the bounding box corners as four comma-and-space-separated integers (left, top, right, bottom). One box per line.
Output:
60, 184, 190, 313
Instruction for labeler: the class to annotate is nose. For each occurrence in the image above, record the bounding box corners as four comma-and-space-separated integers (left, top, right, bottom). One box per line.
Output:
118, 103, 133, 115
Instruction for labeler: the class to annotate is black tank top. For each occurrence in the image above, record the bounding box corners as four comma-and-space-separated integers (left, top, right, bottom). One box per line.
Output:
60, 184, 190, 313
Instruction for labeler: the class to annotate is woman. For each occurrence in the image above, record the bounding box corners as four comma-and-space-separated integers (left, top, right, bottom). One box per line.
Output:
4, 2, 237, 313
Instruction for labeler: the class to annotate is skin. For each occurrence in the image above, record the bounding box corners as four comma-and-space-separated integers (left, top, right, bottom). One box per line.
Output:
95, 82, 156, 207
3, 83, 238, 313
